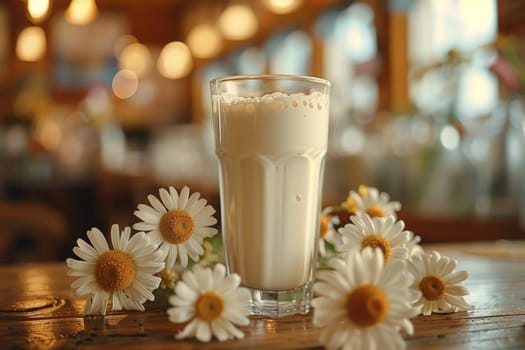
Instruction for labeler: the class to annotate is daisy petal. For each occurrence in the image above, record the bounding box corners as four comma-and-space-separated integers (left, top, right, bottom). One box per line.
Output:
87, 228, 109, 253
67, 258, 94, 274
178, 186, 191, 209
176, 319, 198, 340
196, 320, 212, 342
148, 194, 167, 214
211, 319, 230, 341
72, 247, 96, 262
137, 203, 159, 216
110, 224, 120, 250
159, 187, 175, 209
444, 270, 469, 285
133, 222, 157, 232
76, 239, 98, 259
178, 245, 189, 267
134, 209, 160, 225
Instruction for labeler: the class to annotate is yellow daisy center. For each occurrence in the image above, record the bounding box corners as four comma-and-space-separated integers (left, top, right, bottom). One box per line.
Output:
95, 250, 136, 292
159, 268, 178, 289
202, 240, 213, 259
366, 205, 385, 218
358, 185, 369, 198
419, 275, 446, 301
346, 284, 389, 327
343, 197, 359, 215
361, 234, 392, 262
159, 209, 194, 244
319, 215, 329, 238
196, 291, 224, 322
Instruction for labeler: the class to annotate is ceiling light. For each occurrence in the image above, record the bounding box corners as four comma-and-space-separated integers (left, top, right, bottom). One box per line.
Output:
119, 42, 152, 78
16, 26, 46, 62
157, 41, 193, 79
262, 0, 303, 14
27, 0, 50, 23
218, 4, 258, 40
65, 0, 98, 25
186, 24, 223, 59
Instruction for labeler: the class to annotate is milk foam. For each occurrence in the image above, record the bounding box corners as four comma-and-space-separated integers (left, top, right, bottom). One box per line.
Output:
214, 92, 329, 290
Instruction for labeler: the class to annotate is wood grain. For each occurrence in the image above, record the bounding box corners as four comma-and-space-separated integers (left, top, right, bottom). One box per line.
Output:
1, 241, 525, 349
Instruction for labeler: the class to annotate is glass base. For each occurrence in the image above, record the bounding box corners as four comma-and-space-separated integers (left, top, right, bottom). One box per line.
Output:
247, 282, 313, 318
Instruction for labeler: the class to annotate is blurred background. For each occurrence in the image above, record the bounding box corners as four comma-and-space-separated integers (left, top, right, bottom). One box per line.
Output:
1, 0, 525, 263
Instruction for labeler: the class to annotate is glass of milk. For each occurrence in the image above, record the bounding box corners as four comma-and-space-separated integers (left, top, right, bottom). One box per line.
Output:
210, 75, 330, 317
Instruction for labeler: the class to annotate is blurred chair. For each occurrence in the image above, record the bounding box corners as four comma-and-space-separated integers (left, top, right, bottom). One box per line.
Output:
0, 201, 68, 263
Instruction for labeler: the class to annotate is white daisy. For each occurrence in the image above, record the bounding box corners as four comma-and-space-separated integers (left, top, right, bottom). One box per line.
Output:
343, 185, 401, 219
407, 251, 473, 315
338, 214, 410, 263
167, 264, 250, 342
66, 224, 165, 316
312, 247, 420, 350
319, 207, 342, 257
133, 186, 219, 268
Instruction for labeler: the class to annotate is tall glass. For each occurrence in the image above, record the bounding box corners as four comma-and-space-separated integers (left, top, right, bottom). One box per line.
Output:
210, 75, 330, 317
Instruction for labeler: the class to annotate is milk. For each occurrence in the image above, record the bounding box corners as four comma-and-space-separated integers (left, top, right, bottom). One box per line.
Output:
213, 91, 329, 291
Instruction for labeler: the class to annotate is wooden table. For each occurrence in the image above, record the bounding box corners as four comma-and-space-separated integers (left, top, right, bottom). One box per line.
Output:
1, 241, 524, 349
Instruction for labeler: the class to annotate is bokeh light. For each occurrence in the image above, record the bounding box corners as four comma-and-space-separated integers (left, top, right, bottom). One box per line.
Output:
36, 119, 62, 152
27, 0, 50, 23
263, 0, 303, 14
440, 125, 460, 150
112, 69, 139, 99
16, 26, 46, 62
65, 0, 98, 25
157, 41, 193, 79
218, 4, 258, 40
118, 42, 153, 78
186, 24, 223, 59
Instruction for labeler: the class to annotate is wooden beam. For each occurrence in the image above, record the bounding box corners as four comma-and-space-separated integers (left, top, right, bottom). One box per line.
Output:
388, 9, 409, 113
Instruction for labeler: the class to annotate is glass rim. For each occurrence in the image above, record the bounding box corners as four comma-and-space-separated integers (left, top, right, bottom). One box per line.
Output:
210, 74, 330, 88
